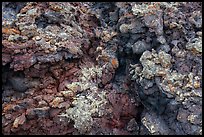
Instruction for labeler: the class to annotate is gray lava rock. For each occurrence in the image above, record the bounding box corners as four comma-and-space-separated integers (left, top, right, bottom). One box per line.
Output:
8, 77, 28, 92
2, 2, 27, 26
126, 118, 139, 134
132, 40, 152, 54
156, 44, 170, 53
33, 107, 50, 118
141, 110, 170, 135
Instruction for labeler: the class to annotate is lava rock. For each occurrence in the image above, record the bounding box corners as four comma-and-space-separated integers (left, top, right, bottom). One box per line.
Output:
8, 77, 28, 92
141, 110, 170, 135
132, 40, 152, 54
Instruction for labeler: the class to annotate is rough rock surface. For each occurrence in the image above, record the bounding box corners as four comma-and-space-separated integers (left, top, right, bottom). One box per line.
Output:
2, 2, 202, 135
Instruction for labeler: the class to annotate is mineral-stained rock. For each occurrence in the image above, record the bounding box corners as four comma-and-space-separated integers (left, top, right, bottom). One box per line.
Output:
13, 113, 26, 128
42, 95, 54, 103
50, 97, 64, 108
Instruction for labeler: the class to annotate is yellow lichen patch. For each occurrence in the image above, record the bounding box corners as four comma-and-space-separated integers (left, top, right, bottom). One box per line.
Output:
193, 81, 200, 89
156, 70, 167, 76
65, 82, 80, 92
50, 97, 64, 108
49, 3, 63, 12
101, 31, 117, 42
60, 90, 75, 98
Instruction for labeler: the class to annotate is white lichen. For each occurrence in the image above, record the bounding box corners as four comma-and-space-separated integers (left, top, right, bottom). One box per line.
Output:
59, 65, 106, 133
130, 49, 200, 99
186, 37, 202, 53
59, 91, 107, 134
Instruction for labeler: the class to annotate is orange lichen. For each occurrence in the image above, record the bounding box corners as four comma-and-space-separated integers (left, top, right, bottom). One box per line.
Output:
2, 27, 21, 35
111, 58, 119, 69
3, 104, 13, 112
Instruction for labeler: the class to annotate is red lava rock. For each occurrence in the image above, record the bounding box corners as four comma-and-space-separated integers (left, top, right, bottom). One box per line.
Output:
60, 127, 75, 134
3, 124, 12, 134
42, 94, 54, 103
49, 108, 62, 118
104, 83, 113, 89
2, 40, 34, 50
108, 92, 137, 120
62, 62, 75, 70
58, 80, 67, 91
10, 53, 37, 71
52, 69, 63, 79
21, 121, 32, 130
44, 119, 54, 127
2, 117, 11, 127
41, 76, 56, 88
50, 66, 63, 79
47, 126, 60, 135
65, 67, 79, 77
42, 88, 57, 94
102, 72, 113, 85
2, 53, 12, 65
24, 67, 47, 78
2, 2, 201, 135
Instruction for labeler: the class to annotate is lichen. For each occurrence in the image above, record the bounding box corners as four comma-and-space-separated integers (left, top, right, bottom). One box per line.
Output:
58, 65, 107, 133
130, 49, 201, 100
59, 91, 107, 134
186, 37, 202, 54
131, 49, 172, 79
